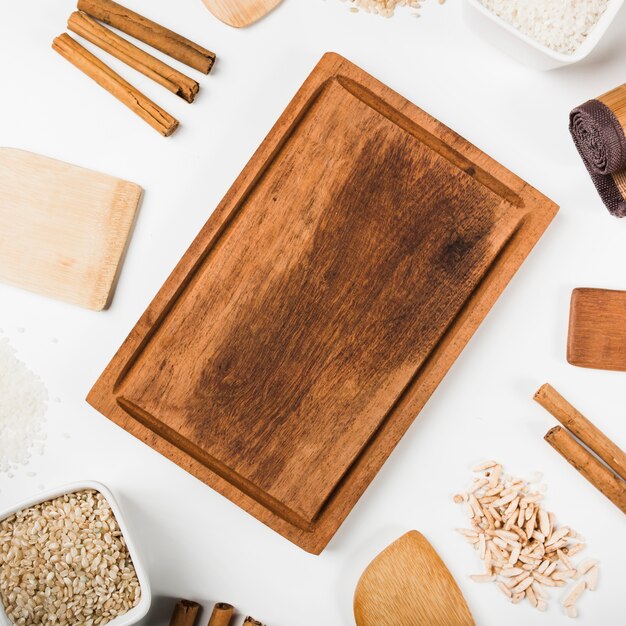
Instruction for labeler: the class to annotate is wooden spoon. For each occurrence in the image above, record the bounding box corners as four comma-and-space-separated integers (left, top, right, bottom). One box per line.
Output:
354, 531, 475, 626
202, 0, 283, 27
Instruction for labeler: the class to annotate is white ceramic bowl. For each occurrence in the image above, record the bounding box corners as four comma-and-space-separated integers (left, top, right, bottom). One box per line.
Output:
0, 481, 151, 626
464, 0, 625, 70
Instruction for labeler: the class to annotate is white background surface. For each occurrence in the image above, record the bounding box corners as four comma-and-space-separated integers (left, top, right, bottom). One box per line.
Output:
1, 1, 625, 625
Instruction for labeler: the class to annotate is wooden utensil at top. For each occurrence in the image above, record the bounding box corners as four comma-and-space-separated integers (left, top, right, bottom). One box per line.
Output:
87, 53, 557, 554
568, 288, 626, 372
354, 531, 475, 626
0, 148, 141, 310
202, 0, 283, 27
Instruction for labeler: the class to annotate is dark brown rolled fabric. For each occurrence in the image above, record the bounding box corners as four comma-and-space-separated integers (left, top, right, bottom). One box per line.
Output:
570, 88, 626, 218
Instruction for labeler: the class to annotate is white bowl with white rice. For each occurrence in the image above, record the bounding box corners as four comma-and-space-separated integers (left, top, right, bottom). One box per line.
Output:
464, 0, 625, 69
0, 482, 151, 626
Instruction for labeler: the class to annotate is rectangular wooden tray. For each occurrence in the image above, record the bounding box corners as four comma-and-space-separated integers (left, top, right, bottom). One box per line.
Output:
88, 53, 558, 553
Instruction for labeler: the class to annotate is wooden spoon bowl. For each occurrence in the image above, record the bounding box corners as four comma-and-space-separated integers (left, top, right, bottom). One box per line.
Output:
202, 0, 283, 27
354, 531, 475, 626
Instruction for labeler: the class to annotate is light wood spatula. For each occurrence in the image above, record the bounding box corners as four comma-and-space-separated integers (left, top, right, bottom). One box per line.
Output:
0, 148, 142, 310
354, 531, 475, 626
202, 0, 283, 27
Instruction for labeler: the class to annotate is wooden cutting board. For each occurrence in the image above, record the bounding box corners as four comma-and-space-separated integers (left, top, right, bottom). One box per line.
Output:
568, 288, 626, 372
202, 0, 282, 27
88, 53, 558, 553
0, 148, 142, 310
354, 532, 475, 626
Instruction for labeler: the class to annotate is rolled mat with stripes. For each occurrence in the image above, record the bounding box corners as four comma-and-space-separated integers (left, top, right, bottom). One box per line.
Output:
569, 83, 626, 218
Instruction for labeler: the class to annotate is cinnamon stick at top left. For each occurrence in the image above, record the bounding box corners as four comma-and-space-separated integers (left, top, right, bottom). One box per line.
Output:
52, 34, 179, 136
78, 0, 216, 74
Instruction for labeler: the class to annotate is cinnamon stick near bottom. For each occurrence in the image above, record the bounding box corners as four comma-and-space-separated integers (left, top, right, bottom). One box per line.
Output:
534, 383, 626, 481
545, 426, 626, 515
207, 603, 234, 626
52, 33, 179, 136
242, 618, 263, 626
169, 599, 201, 626
68, 11, 199, 103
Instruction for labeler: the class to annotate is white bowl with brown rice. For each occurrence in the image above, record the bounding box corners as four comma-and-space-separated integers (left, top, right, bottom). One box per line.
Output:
0, 482, 151, 626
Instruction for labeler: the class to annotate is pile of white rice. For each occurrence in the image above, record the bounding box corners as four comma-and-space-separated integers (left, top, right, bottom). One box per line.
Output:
479, 0, 610, 54
0, 339, 48, 474
343, 0, 445, 18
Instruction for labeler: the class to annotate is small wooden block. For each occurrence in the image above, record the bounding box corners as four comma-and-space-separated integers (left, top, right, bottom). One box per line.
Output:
568, 288, 626, 372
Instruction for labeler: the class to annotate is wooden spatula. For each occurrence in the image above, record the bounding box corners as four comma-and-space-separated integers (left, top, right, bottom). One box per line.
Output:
354, 531, 475, 626
202, 0, 283, 27
568, 288, 626, 372
0, 148, 142, 311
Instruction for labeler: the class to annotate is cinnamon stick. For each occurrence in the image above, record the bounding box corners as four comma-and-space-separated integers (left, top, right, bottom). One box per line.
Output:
207, 602, 234, 626
545, 426, 626, 515
68, 11, 199, 103
242, 619, 263, 626
77, 0, 216, 74
169, 599, 201, 626
534, 383, 626, 481
52, 34, 179, 137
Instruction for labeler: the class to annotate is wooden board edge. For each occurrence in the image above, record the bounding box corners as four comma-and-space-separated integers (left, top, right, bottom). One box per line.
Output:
86, 52, 559, 554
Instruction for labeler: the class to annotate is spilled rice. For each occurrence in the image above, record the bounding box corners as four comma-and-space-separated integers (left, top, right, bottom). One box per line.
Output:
455, 461, 599, 618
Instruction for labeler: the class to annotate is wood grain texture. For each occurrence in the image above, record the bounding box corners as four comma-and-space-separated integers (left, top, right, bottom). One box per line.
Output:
599, 83, 626, 134
202, 0, 283, 27
568, 288, 626, 372
0, 148, 142, 310
87, 53, 558, 553
354, 531, 475, 626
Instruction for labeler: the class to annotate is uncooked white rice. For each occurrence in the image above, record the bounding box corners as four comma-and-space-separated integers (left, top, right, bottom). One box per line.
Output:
0, 490, 141, 626
479, 0, 610, 55
455, 462, 600, 618
342, 0, 445, 18
0, 339, 48, 474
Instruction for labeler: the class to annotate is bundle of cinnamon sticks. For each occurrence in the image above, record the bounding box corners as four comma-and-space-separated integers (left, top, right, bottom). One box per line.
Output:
169, 599, 264, 626
52, 0, 216, 136
534, 383, 626, 515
